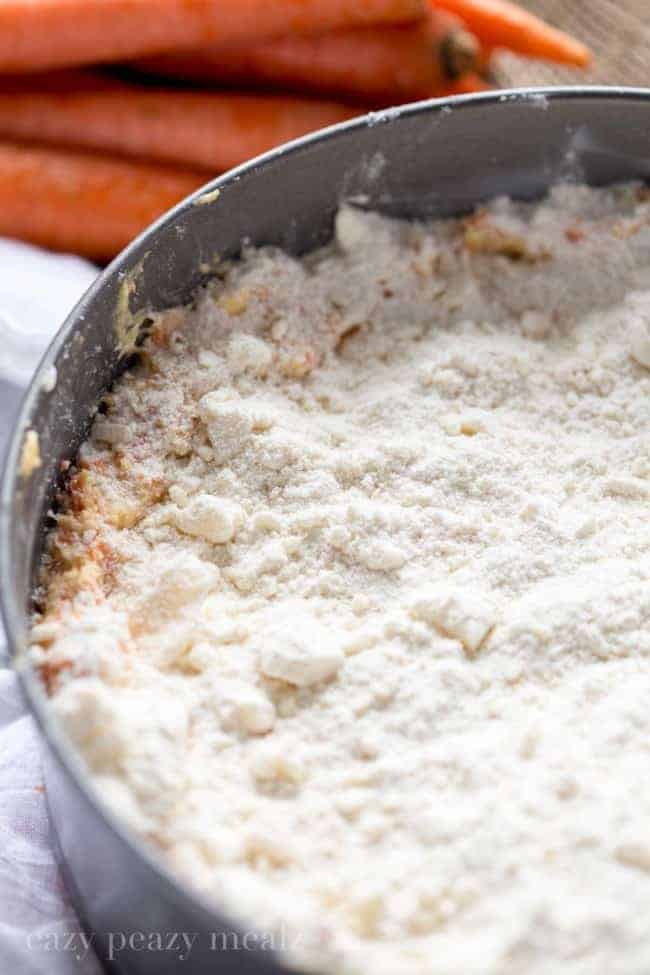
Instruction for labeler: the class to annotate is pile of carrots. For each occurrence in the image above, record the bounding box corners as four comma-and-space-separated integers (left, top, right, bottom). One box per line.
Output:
0, 0, 591, 260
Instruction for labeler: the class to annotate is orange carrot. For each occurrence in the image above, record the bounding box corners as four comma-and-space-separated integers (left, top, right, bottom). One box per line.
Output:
0, 81, 358, 172
431, 0, 591, 66
0, 0, 426, 74
437, 72, 491, 94
0, 142, 205, 260
0, 69, 123, 93
134, 10, 480, 103
475, 44, 494, 73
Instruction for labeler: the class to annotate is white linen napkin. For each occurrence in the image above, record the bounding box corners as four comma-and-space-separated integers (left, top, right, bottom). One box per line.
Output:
0, 238, 101, 974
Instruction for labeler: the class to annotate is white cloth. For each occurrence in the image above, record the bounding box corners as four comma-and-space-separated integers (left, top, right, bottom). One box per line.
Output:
0, 239, 101, 974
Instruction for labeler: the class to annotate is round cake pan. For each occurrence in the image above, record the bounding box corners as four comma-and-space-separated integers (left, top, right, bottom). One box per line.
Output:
3, 87, 650, 974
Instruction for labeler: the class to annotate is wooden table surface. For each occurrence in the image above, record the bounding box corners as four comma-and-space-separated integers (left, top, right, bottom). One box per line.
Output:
496, 0, 650, 88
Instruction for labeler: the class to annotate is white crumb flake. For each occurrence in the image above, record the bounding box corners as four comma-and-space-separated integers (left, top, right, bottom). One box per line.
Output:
150, 553, 220, 611
41, 365, 57, 393
198, 391, 253, 462
630, 320, 650, 368
410, 585, 498, 655
624, 291, 650, 368
257, 602, 344, 688
357, 539, 407, 572
52, 678, 130, 773
174, 494, 245, 544
335, 205, 374, 253
93, 420, 131, 446
616, 842, 650, 873
31, 604, 131, 681
250, 744, 304, 786
19, 428, 41, 478
31, 184, 650, 975
214, 680, 276, 736
226, 333, 272, 376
